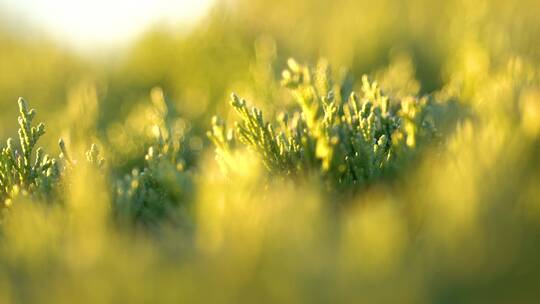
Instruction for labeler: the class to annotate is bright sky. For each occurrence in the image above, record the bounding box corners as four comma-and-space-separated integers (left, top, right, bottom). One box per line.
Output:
1, 0, 214, 49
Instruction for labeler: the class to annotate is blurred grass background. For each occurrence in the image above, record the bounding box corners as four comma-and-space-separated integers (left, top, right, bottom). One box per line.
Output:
2, 0, 538, 141
1, 0, 540, 302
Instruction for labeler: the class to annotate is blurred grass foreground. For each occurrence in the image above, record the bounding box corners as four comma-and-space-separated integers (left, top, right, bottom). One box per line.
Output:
1, 0, 540, 302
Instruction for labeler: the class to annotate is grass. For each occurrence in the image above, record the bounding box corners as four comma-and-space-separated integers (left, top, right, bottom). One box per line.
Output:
1, 0, 540, 302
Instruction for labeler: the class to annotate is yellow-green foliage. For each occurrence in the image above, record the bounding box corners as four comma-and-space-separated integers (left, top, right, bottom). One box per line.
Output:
0, 57, 539, 304
210, 59, 440, 191
0, 98, 60, 205
1, 0, 540, 302
112, 88, 194, 228
0, 99, 109, 208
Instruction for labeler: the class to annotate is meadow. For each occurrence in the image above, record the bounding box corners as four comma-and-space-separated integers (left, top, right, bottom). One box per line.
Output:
1, 0, 540, 302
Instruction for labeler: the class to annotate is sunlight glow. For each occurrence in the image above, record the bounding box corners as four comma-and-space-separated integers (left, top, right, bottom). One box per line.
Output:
1, 0, 214, 48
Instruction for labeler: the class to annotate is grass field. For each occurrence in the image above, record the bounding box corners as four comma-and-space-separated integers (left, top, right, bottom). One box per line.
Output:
1, 0, 540, 302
